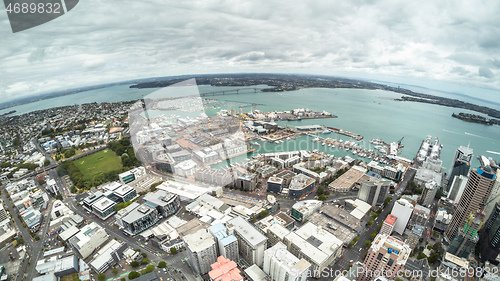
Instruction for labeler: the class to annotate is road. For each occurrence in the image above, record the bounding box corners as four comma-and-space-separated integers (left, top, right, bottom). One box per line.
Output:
26, 201, 54, 281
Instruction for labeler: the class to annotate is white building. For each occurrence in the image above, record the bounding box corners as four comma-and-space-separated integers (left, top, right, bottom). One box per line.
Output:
283, 222, 343, 278
226, 216, 267, 267
184, 229, 218, 275
46, 179, 59, 194
208, 223, 239, 263
447, 175, 468, 203
390, 199, 414, 235
68, 222, 108, 259
263, 242, 310, 281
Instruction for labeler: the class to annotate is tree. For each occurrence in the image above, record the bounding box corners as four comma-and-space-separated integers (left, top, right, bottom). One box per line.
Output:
34, 235, 40, 241
44, 159, 51, 166
143, 265, 155, 274
435, 189, 444, 199
141, 252, 148, 258
37, 179, 46, 186
428, 252, 440, 264
170, 247, 177, 255
158, 261, 167, 268
56, 194, 63, 200
376, 209, 382, 214
370, 232, 377, 239
121, 279, 126, 281
128, 271, 141, 280
141, 258, 149, 264
112, 269, 118, 275
417, 252, 428, 260
97, 273, 106, 281
365, 240, 372, 247
70, 186, 77, 193
318, 195, 327, 201
260, 210, 268, 218
317, 186, 324, 196
131, 261, 139, 268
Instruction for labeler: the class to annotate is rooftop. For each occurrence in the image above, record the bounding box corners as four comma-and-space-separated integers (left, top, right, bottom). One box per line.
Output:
370, 234, 410, 264
183, 228, 215, 252
209, 256, 243, 281
244, 265, 269, 281
384, 214, 397, 226
289, 174, 315, 191
92, 197, 116, 212
227, 216, 267, 246
329, 165, 367, 190
122, 204, 155, 224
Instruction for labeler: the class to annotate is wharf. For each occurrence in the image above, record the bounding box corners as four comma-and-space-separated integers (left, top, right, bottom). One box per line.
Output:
326, 127, 363, 140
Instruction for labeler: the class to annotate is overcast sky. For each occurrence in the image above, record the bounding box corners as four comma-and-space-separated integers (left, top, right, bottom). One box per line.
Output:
1, 0, 500, 102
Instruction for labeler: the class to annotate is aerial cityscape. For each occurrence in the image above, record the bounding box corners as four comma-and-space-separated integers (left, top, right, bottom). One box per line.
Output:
0, 73, 498, 281
2, 1, 500, 281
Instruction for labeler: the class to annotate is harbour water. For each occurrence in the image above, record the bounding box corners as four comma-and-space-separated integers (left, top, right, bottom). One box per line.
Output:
2, 83, 499, 170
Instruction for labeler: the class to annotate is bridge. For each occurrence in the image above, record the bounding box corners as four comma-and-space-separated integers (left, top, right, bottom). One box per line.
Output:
199, 87, 259, 97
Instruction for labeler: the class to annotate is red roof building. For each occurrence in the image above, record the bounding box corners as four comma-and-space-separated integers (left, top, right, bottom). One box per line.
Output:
208, 256, 243, 281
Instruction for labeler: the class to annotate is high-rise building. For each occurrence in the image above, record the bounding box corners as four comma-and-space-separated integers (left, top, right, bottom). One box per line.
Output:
184, 229, 218, 275
447, 212, 483, 258
226, 216, 267, 267
358, 180, 391, 207
406, 225, 424, 249
445, 156, 497, 241
263, 242, 310, 281
479, 203, 500, 262
447, 175, 468, 203
357, 234, 411, 281
380, 215, 397, 236
420, 181, 438, 207
208, 223, 239, 263
390, 199, 414, 235
446, 146, 473, 192
408, 205, 430, 230
483, 169, 500, 220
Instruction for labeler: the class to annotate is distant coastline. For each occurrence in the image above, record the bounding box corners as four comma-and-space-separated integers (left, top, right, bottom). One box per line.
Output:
452, 112, 500, 126
3, 73, 500, 123
130, 73, 500, 120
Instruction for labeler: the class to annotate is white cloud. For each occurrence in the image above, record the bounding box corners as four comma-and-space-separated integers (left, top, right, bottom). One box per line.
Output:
1, 0, 499, 101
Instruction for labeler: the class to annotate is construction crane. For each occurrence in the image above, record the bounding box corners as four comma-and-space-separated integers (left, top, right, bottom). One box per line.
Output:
398, 136, 404, 146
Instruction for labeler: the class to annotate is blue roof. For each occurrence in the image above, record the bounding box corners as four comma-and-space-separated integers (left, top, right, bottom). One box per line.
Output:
220, 234, 237, 246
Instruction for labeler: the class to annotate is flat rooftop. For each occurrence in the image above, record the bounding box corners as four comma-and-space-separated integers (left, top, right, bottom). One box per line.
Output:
227, 216, 267, 247
384, 214, 397, 226
329, 165, 366, 190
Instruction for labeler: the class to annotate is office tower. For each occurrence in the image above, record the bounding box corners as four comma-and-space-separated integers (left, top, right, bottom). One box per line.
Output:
447, 175, 468, 203
358, 180, 391, 207
445, 156, 497, 241
446, 146, 473, 192
390, 199, 414, 235
483, 169, 500, 220
479, 203, 500, 262
420, 181, 438, 207
357, 234, 411, 281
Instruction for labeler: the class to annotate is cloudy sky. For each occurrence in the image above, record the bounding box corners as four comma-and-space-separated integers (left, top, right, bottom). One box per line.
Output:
1, 0, 500, 102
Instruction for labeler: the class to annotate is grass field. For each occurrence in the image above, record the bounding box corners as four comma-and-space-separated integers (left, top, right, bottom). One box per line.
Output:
74, 149, 122, 180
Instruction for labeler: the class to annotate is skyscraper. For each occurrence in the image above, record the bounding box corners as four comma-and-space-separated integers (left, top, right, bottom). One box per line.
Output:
444, 156, 497, 241
479, 203, 500, 262
446, 146, 473, 192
